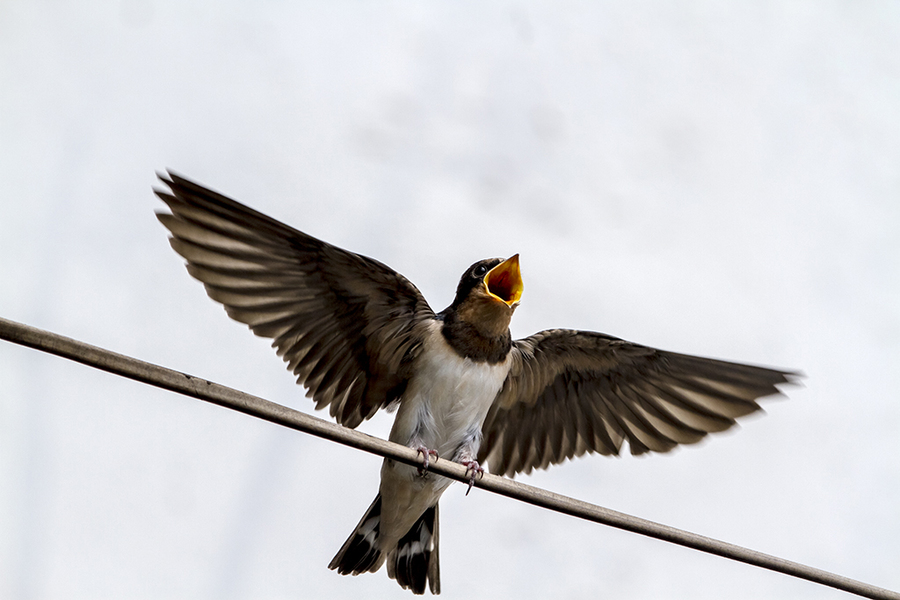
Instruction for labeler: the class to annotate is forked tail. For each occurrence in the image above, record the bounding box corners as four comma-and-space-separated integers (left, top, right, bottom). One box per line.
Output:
329, 494, 441, 595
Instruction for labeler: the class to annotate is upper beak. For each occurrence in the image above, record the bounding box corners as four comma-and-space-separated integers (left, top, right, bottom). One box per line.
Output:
484, 254, 523, 307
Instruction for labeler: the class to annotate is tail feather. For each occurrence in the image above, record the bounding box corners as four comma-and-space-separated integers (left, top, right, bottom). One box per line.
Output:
330, 495, 441, 595
328, 495, 385, 575
387, 504, 441, 595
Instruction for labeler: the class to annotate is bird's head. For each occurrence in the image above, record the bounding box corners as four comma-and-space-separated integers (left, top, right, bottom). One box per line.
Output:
450, 255, 523, 337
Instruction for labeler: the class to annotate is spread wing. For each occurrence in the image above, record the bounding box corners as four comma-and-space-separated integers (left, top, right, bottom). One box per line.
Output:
155, 172, 436, 428
479, 329, 798, 477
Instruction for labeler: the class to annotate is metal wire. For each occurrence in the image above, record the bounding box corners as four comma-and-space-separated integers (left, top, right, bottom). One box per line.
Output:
1, 315, 897, 600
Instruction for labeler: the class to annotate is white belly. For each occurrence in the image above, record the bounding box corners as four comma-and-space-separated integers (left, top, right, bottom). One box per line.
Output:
377, 320, 511, 548
389, 321, 511, 457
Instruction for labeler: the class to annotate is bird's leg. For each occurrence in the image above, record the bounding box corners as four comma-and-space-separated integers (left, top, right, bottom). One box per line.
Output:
415, 446, 439, 475
452, 429, 485, 495
459, 459, 484, 496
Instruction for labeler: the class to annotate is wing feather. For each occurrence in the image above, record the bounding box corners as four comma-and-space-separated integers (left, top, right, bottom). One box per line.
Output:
156, 172, 435, 428
479, 329, 798, 476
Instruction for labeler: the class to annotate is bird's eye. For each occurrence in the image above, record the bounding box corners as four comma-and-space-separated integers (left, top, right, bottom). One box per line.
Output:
473, 265, 488, 278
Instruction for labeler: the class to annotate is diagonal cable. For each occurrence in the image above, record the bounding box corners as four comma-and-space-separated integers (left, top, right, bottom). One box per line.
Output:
1, 316, 896, 600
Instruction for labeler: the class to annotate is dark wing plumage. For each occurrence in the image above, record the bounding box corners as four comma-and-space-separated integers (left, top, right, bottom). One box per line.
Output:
478, 329, 798, 477
155, 172, 435, 428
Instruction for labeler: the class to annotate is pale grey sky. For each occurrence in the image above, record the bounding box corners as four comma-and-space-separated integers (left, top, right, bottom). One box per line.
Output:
1, 2, 898, 599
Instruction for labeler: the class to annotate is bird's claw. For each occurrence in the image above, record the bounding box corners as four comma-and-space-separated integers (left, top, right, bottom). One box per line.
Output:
416, 446, 439, 475
461, 460, 484, 496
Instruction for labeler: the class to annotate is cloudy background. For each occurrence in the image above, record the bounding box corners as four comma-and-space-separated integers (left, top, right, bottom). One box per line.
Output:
1, 2, 898, 599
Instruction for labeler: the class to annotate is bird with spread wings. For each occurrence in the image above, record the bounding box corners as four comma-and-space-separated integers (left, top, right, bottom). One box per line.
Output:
156, 172, 797, 595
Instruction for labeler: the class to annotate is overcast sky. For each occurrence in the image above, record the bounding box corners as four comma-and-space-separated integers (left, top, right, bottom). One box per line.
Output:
1, 2, 898, 599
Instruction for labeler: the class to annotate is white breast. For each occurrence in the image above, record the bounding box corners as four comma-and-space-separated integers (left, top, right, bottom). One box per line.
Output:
389, 320, 511, 459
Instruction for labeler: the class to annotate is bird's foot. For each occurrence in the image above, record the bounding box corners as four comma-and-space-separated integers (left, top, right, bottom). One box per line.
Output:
416, 446, 439, 476
460, 460, 484, 496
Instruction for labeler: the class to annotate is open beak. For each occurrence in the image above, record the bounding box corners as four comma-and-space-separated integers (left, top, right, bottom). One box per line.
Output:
484, 254, 523, 307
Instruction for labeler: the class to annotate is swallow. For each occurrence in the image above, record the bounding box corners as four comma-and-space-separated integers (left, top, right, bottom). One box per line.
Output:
155, 172, 798, 595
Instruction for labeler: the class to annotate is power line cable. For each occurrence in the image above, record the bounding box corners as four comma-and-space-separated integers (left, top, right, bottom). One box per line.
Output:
1, 316, 896, 600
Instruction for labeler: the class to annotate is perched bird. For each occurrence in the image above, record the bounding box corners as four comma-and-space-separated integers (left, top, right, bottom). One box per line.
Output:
155, 172, 797, 596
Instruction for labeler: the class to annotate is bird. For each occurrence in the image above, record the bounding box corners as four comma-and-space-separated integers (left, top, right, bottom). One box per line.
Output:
155, 171, 798, 596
